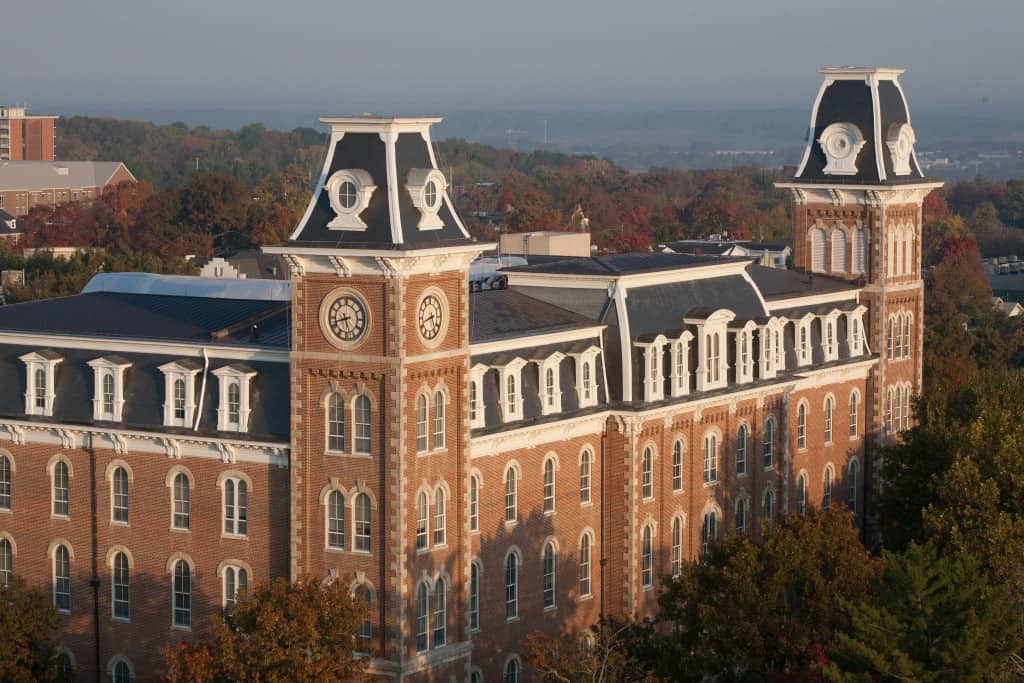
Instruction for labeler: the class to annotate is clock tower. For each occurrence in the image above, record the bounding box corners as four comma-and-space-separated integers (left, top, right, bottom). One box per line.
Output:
264, 117, 489, 679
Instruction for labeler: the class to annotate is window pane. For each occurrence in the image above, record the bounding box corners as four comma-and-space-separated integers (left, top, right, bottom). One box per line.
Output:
432, 392, 445, 450
54, 545, 71, 612
354, 396, 372, 454
113, 552, 130, 620
173, 473, 190, 530
433, 489, 445, 546
470, 563, 480, 630
579, 535, 591, 596
469, 476, 479, 532
416, 492, 428, 550
53, 461, 69, 517
113, 467, 129, 523
432, 581, 446, 647
505, 554, 518, 619
543, 459, 555, 512
0, 539, 12, 586
542, 543, 556, 608
354, 493, 371, 552
415, 583, 429, 652
505, 469, 517, 522
580, 451, 591, 503
0, 456, 12, 510
328, 491, 345, 548
174, 560, 191, 627
328, 393, 345, 451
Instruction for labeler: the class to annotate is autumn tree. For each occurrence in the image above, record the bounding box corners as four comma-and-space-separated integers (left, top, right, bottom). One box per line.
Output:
523, 618, 661, 683
164, 577, 367, 683
0, 576, 61, 683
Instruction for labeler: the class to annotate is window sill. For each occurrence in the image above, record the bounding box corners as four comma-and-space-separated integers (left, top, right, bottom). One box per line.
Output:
505, 616, 519, 624
702, 481, 718, 488
50, 513, 70, 521
324, 545, 347, 554
578, 593, 593, 601
326, 450, 371, 459
111, 616, 130, 624
352, 548, 372, 555
109, 520, 129, 528
641, 496, 654, 503
221, 533, 249, 541
735, 471, 747, 479
172, 624, 192, 632
416, 546, 429, 555
543, 605, 557, 613
580, 500, 593, 507
57, 608, 71, 616
543, 509, 555, 517
642, 584, 654, 592
169, 527, 191, 534
0, 508, 11, 515
433, 543, 448, 551
504, 520, 518, 529
469, 527, 480, 535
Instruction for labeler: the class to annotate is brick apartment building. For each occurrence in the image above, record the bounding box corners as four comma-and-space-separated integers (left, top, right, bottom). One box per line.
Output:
0, 67, 938, 682
0, 161, 136, 217
0, 107, 58, 161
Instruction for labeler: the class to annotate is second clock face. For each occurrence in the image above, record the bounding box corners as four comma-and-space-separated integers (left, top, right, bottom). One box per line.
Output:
417, 293, 445, 342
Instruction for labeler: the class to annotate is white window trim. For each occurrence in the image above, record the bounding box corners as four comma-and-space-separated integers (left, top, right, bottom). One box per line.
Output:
846, 307, 867, 356
670, 332, 693, 397
469, 364, 488, 429
822, 312, 841, 362
212, 365, 257, 433
635, 336, 666, 401
20, 350, 62, 417
759, 321, 778, 380
87, 356, 131, 422
733, 322, 757, 384
498, 358, 527, 423
688, 309, 734, 392
796, 315, 814, 367
218, 471, 252, 539
158, 361, 201, 428
535, 352, 565, 416
571, 346, 601, 409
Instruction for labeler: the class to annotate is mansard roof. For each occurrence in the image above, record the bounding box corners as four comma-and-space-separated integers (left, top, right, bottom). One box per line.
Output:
468, 288, 598, 344
501, 252, 740, 276
746, 264, 858, 300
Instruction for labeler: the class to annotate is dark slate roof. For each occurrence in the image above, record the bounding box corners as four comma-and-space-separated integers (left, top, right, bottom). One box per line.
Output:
0, 292, 290, 348
661, 241, 734, 256
469, 288, 597, 344
625, 276, 767, 337
745, 264, 858, 300
0, 208, 16, 225
502, 252, 741, 276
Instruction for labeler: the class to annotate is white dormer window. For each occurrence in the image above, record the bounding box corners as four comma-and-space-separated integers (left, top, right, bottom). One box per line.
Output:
571, 346, 601, 409
818, 122, 866, 176
20, 350, 62, 417
760, 323, 775, 379
886, 123, 916, 176
670, 332, 693, 397
823, 312, 840, 362
159, 360, 202, 428
212, 364, 257, 432
535, 353, 565, 416
86, 356, 131, 422
325, 169, 375, 231
469, 364, 488, 429
635, 336, 666, 402
847, 306, 867, 356
689, 310, 734, 392
498, 359, 527, 423
734, 322, 756, 384
797, 316, 814, 367
406, 168, 448, 230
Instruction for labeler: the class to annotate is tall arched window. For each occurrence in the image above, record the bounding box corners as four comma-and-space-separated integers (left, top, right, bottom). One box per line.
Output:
852, 228, 867, 273
433, 488, 446, 546
711, 333, 721, 382
354, 493, 372, 552
53, 460, 69, 517
0, 454, 10, 510
850, 391, 859, 438
173, 378, 186, 421
701, 511, 717, 556
469, 475, 480, 532
672, 440, 683, 491
810, 227, 827, 273
543, 458, 556, 513
579, 534, 592, 596
432, 580, 446, 647
797, 403, 807, 450
504, 467, 518, 523
903, 315, 912, 358
830, 229, 847, 272
0, 538, 12, 586
172, 472, 190, 530
53, 544, 71, 612
34, 368, 46, 409
886, 389, 895, 433
327, 393, 345, 452
894, 388, 903, 433
580, 450, 592, 503
102, 372, 115, 418
415, 582, 429, 652
903, 386, 912, 430
227, 381, 241, 426
823, 467, 834, 510
354, 395, 372, 454
826, 320, 835, 357
641, 525, 653, 589
470, 561, 481, 631
763, 418, 774, 468
112, 551, 130, 620
173, 559, 191, 627
355, 585, 372, 644
505, 552, 519, 619
582, 361, 593, 400
113, 659, 131, 683
432, 391, 445, 450
112, 466, 128, 523
327, 490, 345, 548
415, 394, 428, 453
762, 488, 775, 524
223, 478, 248, 536
545, 368, 555, 408
505, 659, 519, 683
415, 491, 428, 550
542, 542, 556, 608
848, 460, 859, 513
736, 425, 748, 476
506, 375, 517, 416
469, 380, 479, 424
671, 517, 683, 577
895, 316, 904, 358
887, 317, 896, 358
703, 434, 718, 484
641, 446, 654, 499
735, 497, 747, 534
797, 473, 808, 517
824, 397, 834, 444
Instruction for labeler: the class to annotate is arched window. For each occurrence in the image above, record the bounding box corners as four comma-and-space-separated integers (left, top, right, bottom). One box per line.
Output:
415, 491, 428, 550
432, 580, 446, 647
582, 361, 593, 400
433, 488, 446, 546
886, 388, 895, 433
894, 388, 903, 433
797, 403, 807, 450
112, 551, 130, 620
903, 315, 912, 358
887, 317, 896, 359
740, 331, 750, 377
354, 395, 372, 454
824, 397, 834, 444
671, 517, 683, 577
505, 552, 519, 619
415, 394, 428, 453
850, 391, 859, 438
895, 316, 904, 358
580, 450, 592, 504
53, 544, 71, 612
469, 380, 479, 424
102, 372, 115, 417
852, 228, 867, 274
113, 659, 131, 683
432, 391, 445, 450
641, 525, 653, 589
579, 534, 592, 596
33, 367, 46, 409
735, 497, 747, 534
903, 386, 912, 430
327, 490, 345, 548
469, 475, 480, 532
703, 434, 718, 484
826, 321, 835, 357
415, 582, 429, 652
545, 367, 555, 408
227, 381, 241, 426
800, 325, 809, 361
223, 478, 248, 536
173, 559, 191, 627
172, 472, 190, 530
55, 653, 73, 682
355, 585, 372, 644
0, 538, 12, 586
470, 561, 481, 631
173, 378, 186, 421
830, 229, 846, 271
736, 425, 747, 476
112, 466, 128, 523
810, 227, 826, 272
711, 333, 721, 382
0, 455, 10, 510
763, 418, 774, 468
504, 467, 518, 523
823, 467, 834, 510
53, 460, 69, 517
354, 493, 372, 552
543, 458, 556, 513
672, 440, 683, 491
224, 565, 248, 609
505, 658, 520, 683
674, 341, 686, 392
762, 488, 775, 523
327, 393, 345, 451
641, 446, 654, 499
701, 511, 718, 556
542, 542, 556, 608
506, 375, 517, 415
797, 473, 808, 517
848, 460, 859, 513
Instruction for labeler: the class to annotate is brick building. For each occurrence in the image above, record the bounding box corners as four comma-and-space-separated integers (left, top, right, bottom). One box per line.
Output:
0, 107, 58, 161
0, 67, 938, 682
0, 161, 136, 217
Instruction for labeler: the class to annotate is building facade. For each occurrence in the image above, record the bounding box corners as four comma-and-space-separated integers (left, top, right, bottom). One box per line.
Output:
0, 161, 136, 217
0, 107, 58, 161
0, 68, 937, 682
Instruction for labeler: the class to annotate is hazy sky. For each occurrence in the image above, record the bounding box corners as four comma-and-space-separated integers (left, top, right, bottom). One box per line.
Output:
5, 0, 1022, 116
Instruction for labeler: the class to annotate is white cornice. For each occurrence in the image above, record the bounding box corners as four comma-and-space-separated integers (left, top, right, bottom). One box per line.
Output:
766, 289, 860, 311
0, 333, 289, 363
775, 182, 942, 207
469, 325, 605, 356
505, 258, 752, 290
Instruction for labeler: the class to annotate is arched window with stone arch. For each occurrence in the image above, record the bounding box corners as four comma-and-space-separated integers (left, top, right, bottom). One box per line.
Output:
579, 531, 593, 596
326, 392, 345, 452
797, 471, 808, 517
543, 455, 557, 513
735, 496, 748, 534
701, 508, 719, 556
353, 394, 372, 454
736, 424, 748, 476
415, 394, 428, 453
797, 402, 808, 450
831, 228, 847, 271
415, 490, 429, 550
353, 492, 372, 552
703, 432, 718, 484
823, 465, 835, 510
505, 549, 520, 619
641, 523, 654, 589
824, 395, 834, 444
848, 459, 860, 513
641, 445, 654, 499
763, 417, 775, 468
542, 540, 557, 608
580, 448, 592, 504
504, 463, 519, 523
327, 489, 345, 549
432, 390, 446, 450
671, 515, 684, 576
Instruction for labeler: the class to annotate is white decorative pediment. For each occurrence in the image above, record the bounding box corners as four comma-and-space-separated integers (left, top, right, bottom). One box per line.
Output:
325, 169, 376, 231
405, 168, 448, 230
818, 122, 866, 176
886, 123, 916, 176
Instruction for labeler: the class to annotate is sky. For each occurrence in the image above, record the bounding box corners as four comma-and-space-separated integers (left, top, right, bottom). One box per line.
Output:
4, 0, 1023, 117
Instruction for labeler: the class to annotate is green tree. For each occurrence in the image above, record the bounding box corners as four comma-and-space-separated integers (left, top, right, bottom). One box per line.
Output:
0, 576, 61, 683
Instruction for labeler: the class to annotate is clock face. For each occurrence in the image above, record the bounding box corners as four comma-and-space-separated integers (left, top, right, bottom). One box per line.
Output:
417, 294, 444, 342
325, 294, 367, 344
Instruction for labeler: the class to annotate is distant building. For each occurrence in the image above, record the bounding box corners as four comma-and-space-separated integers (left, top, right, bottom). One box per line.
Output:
498, 230, 592, 257
660, 239, 792, 268
0, 106, 57, 161
194, 250, 289, 280
994, 296, 1024, 318
0, 209, 18, 243
0, 161, 136, 217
